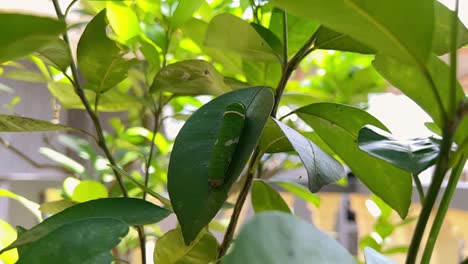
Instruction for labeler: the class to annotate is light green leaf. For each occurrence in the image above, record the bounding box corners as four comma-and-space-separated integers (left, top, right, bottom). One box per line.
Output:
273, 119, 345, 192
314, 26, 375, 54
106, 1, 140, 43
77, 10, 136, 93
251, 180, 291, 213
242, 60, 281, 87
39, 199, 75, 215
373, 55, 465, 127
432, 1, 468, 55
171, 0, 204, 29
364, 247, 396, 264
273, 0, 434, 64
139, 36, 161, 69
250, 23, 283, 63
270, 180, 320, 207
1, 70, 47, 83
71, 181, 108, 203
0, 115, 72, 132
0, 219, 17, 264
39, 148, 85, 174
358, 125, 441, 175
16, 218, 128, 264
204, 13, 278, 62
295, 103, 412, 218
0, 189, 41, 222
1, 198, 171, 253
153, 228, 218, 264
150, 60, 231, 95
258, 117, 293, 153
35, 38, 71, 71
223, 212, 356, 264
0, 13, 65, 63
168, 87, 274, 244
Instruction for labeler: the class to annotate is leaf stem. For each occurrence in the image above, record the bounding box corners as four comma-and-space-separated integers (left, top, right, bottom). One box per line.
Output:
421, 155, 466, 263
413, 173, 425, 203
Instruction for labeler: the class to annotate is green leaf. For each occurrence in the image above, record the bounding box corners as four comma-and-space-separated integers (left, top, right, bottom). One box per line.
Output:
48, 82, 141, 112
77, 10, 136, 93
171, 0, 204, 29
270, 180, 320, 207
150, 60, 231, 95
106, 2, 140, 43
0, 219, 18, 264
364, 247, 396, 264
432, 1, 468, 55
223, 212, 356, 264
242, 60, 281, 87
0, 13, 65, 63
1, 70, 47, 83
71, 181, 108, 203
251, 180, 291, 213
1, 198, 171, 253
374, 218, 394, 239
39, 148, 85, 174
273, 119, 344, 192
358, 125, 441, 175
314, 26, 375, 54
204, 13, 278, 62
16, 218, 128, 264
0, 115, 73, 132
35, 38, 71, 71
39, 199, 75, 215
168, 87, 274, 244
153, 228, 218, 264
373, 55, 465, 127
258, 117, 293, 153
139, 36, 161, 69
250, 23, 283, 63
273, 0, 433, 64
295, 103, 412, 218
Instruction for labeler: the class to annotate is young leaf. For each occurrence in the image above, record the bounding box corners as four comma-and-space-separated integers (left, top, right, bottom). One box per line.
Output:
153, 228, 218, 264
273, 119, 345, 192
168, 87, 274, 244
77, 10, 137, 93
270, 180, 320, 207
0, 115, 73, 132
432, 1, 468, 55
223, 212, 356, 264
373, 55, 465, 127
0, 219, 18, 264
1, 198, 171, 253
16, 218, 128, 264
106, 1, 140, 43
314, 26, 375, 54
0, 189, 41, 221
294, 103, 412, 218
358, 125, 441, 175
364, 247, 396, 264
258, 117, 293, 153
0, 14, 65, 63
251, 180, 291, 214
273, 0, 434, 64
71, 180, 108, 203
171, 0, 205, 29
204, 13, 278, 62
150, 60, 230, 95
35, 38, 71, 72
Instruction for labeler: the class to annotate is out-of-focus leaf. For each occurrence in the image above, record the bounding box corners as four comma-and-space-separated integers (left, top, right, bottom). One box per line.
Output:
364, 247, 396, 264
251, 180, 291, 213
39, 147, 85, 174
250, 23, 283, 63
39, 199, 75, 215
106, 2, 140, 43
314, 26, 375, 54
0, 115, 72, 132
71, 181, 108, 203
171, 0, 204, 29
153, 228, 218, 264
0, 219, 17, 264
0, 13, 65, 63
432, 1, 468, 55
270, 180, 320, 207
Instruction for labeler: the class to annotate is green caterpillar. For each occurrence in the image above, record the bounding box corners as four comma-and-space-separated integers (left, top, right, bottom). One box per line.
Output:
208, 102, 246, 188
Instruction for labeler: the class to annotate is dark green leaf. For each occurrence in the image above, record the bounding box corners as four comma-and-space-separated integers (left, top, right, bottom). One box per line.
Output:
1, 198, 171, 253
0, 13, 65, 63
150, 60, 230, 95
153, 228, 218, 264
273, 0, 433, 64
16, 218, 128, 264
364, 247, 396, 264
35, 38, 71, 71
314, 26, 375, 54
251, 180, 291, 213
273, 119, 344, 192
223, 212, 356, 264
204, 13, 278, 62
171, 0, 204, 29
432, 1, 468, 55
77, 10, 136, 93
0, 115, 73, 132
358, 125, 441, 175
373, 55, 465, 127
168, 87, 274, 244
270, 180, 320, 207
295, 103, 412, 218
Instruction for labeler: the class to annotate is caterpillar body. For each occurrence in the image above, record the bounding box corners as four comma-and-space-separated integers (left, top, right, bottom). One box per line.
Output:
208, 102, 246, 188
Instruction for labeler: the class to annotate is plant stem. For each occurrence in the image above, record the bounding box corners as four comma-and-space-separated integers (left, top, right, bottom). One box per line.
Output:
421, 155, 466, 263
449, 0, 460, 118
413, 173, 425, 203
143, 94, 162, 200
405, 127, 454, 264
